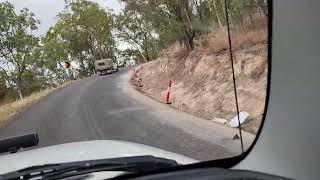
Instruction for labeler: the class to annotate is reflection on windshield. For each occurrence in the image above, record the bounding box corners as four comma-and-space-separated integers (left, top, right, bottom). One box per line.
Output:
0, 0, 268, 164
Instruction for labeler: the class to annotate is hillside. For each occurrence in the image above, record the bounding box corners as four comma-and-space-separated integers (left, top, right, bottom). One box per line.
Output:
133, 22, 268, 134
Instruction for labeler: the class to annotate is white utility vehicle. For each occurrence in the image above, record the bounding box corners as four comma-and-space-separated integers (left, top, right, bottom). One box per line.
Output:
94, 59, 118, 75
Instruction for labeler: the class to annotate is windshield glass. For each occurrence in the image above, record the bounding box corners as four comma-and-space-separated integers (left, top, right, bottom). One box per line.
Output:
0, 0, 269, 174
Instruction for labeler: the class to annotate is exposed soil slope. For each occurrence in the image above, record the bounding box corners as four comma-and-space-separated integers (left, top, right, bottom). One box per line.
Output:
133, 24, 268, 134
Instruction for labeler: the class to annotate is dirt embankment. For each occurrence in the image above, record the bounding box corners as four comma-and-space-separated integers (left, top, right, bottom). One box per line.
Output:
132, 23, 268, 134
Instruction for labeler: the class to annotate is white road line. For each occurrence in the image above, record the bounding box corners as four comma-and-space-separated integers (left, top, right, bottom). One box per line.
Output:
107, 107, 144, 114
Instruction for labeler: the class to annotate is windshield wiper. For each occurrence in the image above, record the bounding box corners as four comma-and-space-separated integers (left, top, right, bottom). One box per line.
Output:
0, 155, 178, 180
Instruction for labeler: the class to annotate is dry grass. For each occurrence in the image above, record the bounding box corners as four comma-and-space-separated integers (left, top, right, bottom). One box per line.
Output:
136, 15, 268, 134
164, 16, 267, 57
0, 81, 73, 127
159, 42, 190, 60
232, 29, 267, 47
196, 16, 268, 55
199, 28, 267, 55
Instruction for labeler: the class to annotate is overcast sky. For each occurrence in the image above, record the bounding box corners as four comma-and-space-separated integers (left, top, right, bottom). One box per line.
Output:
1, 0, 123, 36
0, 0, 128, 68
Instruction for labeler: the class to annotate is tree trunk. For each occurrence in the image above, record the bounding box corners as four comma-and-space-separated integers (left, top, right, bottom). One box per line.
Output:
16, 71, 23, 100
143, 34, 150, 62
239, 11, 244, 27
254, 0, 265, 16
79, 56, 87, 78
18, 90, 23, 100
220, 0, 226, 22
194, 0, 207, 33
184, 29, 196, 50
212, 0, 223, 28
261, 0, 268, 16
248, 9, 255, 27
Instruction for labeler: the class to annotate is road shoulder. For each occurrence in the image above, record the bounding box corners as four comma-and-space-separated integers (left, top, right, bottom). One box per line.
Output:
118, 68, 255, 155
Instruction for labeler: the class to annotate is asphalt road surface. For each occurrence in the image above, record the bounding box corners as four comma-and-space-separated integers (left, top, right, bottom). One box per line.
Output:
0, 67, 254, 161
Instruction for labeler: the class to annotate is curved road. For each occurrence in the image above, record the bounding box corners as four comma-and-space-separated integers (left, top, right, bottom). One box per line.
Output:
0, 68, 253, 160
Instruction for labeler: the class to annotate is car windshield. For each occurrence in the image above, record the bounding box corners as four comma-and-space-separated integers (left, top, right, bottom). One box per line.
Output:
0, 0, 269, 176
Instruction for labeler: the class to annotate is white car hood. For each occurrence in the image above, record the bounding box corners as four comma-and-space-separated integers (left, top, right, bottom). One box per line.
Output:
0, 140, 197, 175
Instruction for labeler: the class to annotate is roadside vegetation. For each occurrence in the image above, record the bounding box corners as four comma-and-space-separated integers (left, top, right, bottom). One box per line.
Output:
0, 81, 73, 126
1, 0, 268, 132
127, 1, 268, 134
136, 16, 267, 134
0, 0, 116, 105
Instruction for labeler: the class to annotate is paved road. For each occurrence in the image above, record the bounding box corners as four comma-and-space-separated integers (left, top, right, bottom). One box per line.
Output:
0, 67, 253, 160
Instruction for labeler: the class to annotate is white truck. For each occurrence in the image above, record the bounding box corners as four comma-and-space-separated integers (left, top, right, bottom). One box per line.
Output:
94, 59, 118, 75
